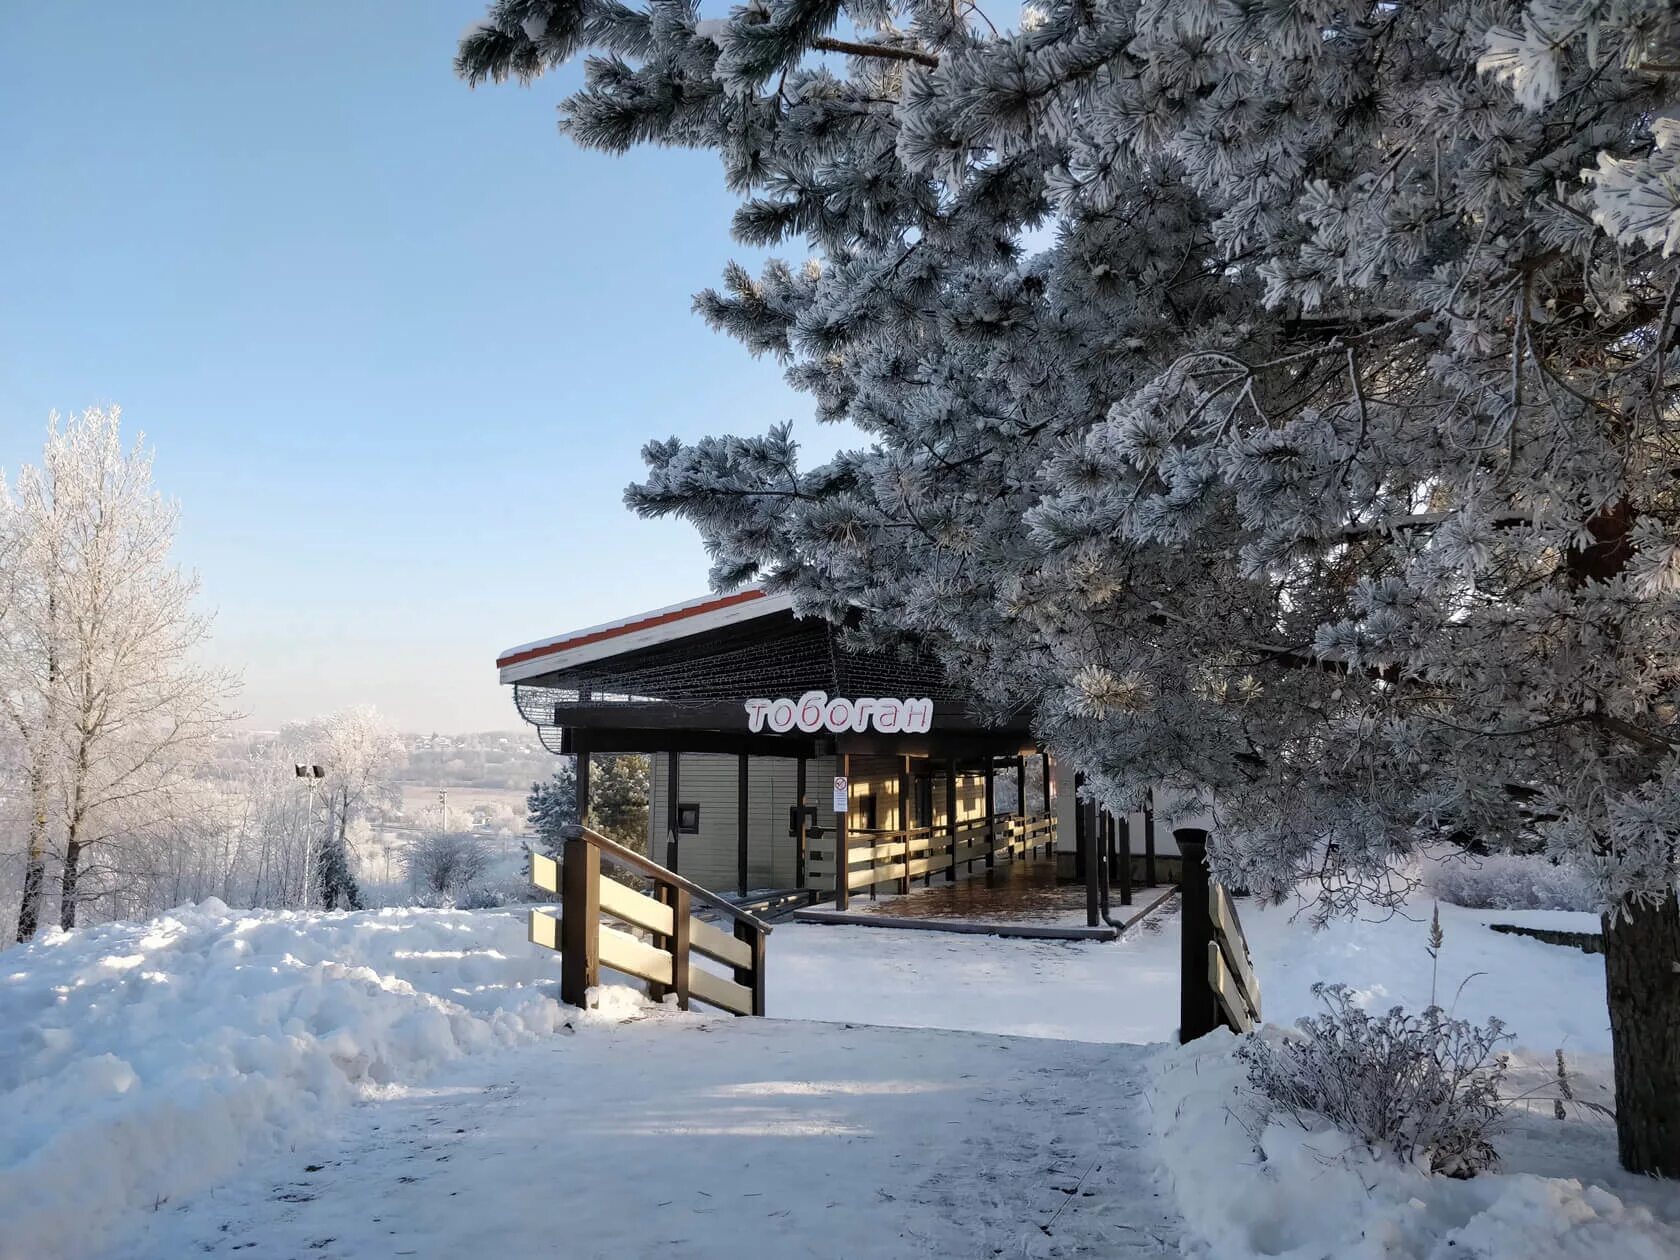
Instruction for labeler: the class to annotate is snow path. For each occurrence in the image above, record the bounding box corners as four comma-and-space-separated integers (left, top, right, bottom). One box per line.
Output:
111, 1007, 1181, 1259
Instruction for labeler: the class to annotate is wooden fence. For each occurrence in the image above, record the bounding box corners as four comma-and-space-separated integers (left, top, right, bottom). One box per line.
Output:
1177, 828, 1262, 1040
528, 823, 771, 1017
806, 812, 1058, 899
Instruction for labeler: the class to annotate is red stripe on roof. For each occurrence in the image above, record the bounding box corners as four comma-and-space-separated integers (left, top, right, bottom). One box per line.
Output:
495, 589, 768, 670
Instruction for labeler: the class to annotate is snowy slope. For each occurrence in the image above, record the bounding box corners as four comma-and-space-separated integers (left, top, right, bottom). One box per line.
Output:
0, 903, 564, 1260
2, 885, 1674, 1259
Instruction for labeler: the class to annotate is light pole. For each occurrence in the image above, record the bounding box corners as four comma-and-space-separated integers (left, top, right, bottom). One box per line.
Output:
295, 763, 325, 909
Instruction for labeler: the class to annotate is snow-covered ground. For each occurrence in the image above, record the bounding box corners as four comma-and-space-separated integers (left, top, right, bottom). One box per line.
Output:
1, 885, 1674, 1258
107, 996, 1178, 1258
772, 894, 1611, 1054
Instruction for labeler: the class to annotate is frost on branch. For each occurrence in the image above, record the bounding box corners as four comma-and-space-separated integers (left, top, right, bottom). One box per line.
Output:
461, 0, 1680, 920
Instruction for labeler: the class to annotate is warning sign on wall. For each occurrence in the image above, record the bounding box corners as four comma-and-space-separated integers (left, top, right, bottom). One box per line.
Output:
832, 776, 848, 813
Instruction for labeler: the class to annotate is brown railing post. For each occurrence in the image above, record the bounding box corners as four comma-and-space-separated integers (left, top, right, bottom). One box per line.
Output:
671, 886, 692, 1011
648, 880, 674, 1004
1177, 828, 1219, 1043
560, 828, 600, 1009
733, 919, 766, 1017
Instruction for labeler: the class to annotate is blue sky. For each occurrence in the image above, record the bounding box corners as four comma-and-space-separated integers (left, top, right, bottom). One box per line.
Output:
0, 3, 847, 732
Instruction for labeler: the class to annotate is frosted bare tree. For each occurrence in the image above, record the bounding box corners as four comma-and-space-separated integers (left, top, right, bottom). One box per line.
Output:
309, 706, 404, 910
2, 409, 238, 937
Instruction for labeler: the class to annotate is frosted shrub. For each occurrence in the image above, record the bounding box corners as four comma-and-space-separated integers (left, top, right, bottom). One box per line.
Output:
404, 831, 493, 899
1426, 855, 1594, 912
1238, 984, 1511, 1177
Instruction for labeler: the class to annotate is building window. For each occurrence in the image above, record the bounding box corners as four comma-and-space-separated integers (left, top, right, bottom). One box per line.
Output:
676, 803, 700, 834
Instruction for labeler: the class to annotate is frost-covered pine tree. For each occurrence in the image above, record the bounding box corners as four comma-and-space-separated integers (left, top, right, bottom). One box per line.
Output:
460, 0, 1680, 1175
527, 761, 579, 855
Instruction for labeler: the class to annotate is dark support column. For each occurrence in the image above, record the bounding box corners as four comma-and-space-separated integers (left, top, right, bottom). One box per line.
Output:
1144, 792, 1158, 887
1041, 753, 1051, 816
576, 750, 591, 829
835, 752, 850, 910
899, 756, 913, 894
1118, 811, 1133, 906
1073, 772, 1087, 880
795, 756, 808, 889
944, 758, 958, 883
983, 759, 996, 871
665, 751, 681, 872
1178, 828, 1219, 1043
921, 774, 934, 887
559, 831, 600, 1008
1083, 799, 1100, 927
737, 753, 749, 898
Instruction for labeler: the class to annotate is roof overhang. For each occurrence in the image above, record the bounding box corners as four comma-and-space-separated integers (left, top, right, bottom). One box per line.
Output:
496, 587, 795, 685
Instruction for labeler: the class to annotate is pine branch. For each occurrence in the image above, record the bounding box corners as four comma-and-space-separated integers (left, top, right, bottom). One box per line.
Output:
811, 37, 938, 68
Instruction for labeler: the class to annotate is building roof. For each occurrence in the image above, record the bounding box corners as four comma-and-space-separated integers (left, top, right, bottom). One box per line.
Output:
496, 587, 794, 685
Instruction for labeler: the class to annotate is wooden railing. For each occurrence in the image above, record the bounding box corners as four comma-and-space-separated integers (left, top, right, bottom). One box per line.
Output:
806, 812, 1058, 898
1208, 884, 1261, 1032
528, 823, 770, 1017
1177, 828, 1261, 1040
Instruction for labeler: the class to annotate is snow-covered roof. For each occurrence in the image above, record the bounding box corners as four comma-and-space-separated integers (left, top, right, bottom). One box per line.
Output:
495, 587, 795, 685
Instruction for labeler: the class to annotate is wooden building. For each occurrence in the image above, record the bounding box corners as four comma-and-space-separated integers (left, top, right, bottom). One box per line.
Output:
495, 588, 1060, 910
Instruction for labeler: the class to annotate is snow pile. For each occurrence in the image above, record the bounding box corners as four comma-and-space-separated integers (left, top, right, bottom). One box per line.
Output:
0, 901, 573, 1260
1152, 1031, 1680, 1259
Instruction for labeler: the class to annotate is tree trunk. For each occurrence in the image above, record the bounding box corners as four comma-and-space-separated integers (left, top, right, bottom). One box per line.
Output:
1603, 893, 1680, 1177
15, 846, 45, 942
14, 760, 50, 942
58, 840, 84, 931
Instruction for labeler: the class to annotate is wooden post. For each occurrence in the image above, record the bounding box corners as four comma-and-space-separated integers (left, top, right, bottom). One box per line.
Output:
899, 756, 912, 894
944, 758, 958, 882
737, 753, 749, 898
835, 752, 850, 911
1041, 752, 1051, 818
733, 919, 766, 1018
795, 755, 808, 889
1117, 811, 1133, 906
1143, 792, 1158, 887
559, 831, 600, 1009
665, 750, 681, 872
983, 759, 996, 871
1177, 828, 1219, 1043
648, 881, 673, 1003
671, 886, 692, 1011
